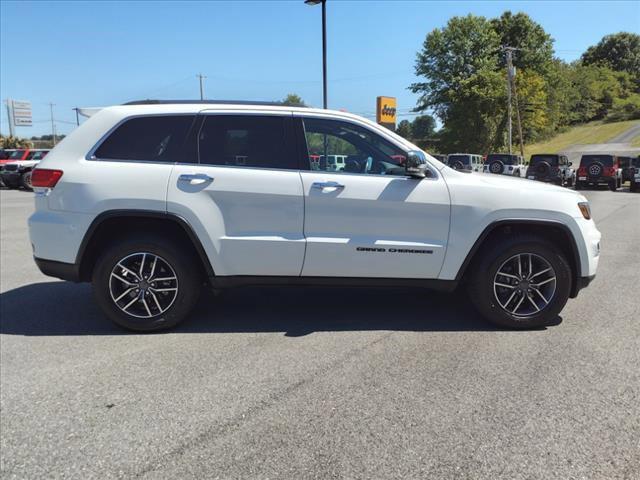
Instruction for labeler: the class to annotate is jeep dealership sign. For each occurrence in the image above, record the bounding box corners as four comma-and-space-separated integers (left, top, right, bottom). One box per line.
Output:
376, 96, 396, 130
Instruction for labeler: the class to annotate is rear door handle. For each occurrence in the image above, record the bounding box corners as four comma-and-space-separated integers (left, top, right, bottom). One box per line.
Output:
178, 173, 214, 185
311, 181, 345, 190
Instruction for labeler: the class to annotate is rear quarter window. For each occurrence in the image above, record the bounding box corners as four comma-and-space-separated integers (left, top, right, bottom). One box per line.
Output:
94, 115, 196, 162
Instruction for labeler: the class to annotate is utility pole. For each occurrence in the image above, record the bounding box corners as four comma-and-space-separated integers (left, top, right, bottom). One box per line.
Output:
49, 102, 56, 147
512, 75, 525, 158
504, 47, 514, 155
73, 107, 80, 126
503, 46, 526, 156
5, 99, 15, 137
197, 73, 206, 100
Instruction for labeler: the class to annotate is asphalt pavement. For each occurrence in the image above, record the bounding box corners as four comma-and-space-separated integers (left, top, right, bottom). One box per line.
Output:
1, 187, 639, 479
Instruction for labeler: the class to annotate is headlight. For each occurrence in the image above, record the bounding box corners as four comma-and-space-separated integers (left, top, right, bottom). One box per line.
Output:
578, 202, 591, 220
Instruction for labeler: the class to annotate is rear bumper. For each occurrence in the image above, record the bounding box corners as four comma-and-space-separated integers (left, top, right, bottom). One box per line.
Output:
576, 176, 615, 184
34, 257, 81, 282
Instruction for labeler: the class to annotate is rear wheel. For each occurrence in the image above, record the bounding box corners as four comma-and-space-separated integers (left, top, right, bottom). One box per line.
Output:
467, 235, 572, 329
574, 181, 583, 190
609, 179, 617, 191
92, 234, 202, 332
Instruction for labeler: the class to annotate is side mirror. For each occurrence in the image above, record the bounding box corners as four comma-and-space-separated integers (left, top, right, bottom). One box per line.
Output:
405, 152, 428, 178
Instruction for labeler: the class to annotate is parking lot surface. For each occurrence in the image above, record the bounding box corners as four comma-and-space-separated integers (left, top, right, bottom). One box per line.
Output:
1, 187, 639, 479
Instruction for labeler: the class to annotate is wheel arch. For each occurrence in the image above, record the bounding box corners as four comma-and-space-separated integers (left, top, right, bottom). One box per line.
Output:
76, 210, 215, 282
455, 219, 582, 298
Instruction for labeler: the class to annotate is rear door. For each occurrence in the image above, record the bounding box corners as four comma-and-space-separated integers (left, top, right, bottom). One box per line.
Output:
296, 114, 450, 279
166, 111, 306, 277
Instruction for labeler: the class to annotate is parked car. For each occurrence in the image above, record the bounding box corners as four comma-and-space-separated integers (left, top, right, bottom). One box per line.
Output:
0, 148, 30, 165
575, 154, 622, 191
0, 149, 49, 190
483, 153, 526, 177
29, 100, 600, 332
619, 156, 634, 183
447, 153, 483, 172
526, 154, 575, 187
629, 157, 640, 193
431, 154, 447, 163
0, 149, 10, 160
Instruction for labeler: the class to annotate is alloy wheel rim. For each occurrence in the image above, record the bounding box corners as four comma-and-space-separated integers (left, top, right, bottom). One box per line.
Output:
493, 253, 556, 317
109, 252, 178, 319
25, 171, 32, 189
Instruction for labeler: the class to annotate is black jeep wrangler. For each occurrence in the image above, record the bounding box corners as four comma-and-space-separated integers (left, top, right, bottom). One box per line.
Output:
575, 154, 622, 191
526, 153, 574, 187
619, 156, 634, 183
629, 157, 640, 193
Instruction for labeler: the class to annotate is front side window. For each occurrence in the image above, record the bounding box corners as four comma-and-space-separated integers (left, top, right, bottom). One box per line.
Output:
302, 117, 407, 176
198, 115, 296, 169
94, 115, 195, 162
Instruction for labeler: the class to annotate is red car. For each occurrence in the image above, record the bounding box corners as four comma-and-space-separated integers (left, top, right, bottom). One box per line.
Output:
1, 149, 30, 165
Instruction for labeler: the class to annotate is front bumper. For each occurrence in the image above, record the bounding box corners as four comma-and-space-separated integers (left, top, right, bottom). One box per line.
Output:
0, 171, 22, 187
34, 257, 81, 282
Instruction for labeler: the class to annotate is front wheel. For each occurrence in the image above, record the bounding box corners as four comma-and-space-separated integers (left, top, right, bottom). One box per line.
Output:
21, 171, 33, 191
92, 235, 202, 332
467, 236, 572, 329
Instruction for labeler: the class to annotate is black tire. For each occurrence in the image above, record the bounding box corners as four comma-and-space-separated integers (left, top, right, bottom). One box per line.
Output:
609, 179, 617, 192
466, 235, 572, 329
92, 234, 202, 332
21, 171, 33, 191
574, 180, 583, 190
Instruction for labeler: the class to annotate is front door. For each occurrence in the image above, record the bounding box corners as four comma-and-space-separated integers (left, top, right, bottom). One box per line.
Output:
167, 112, 306, 277
297, 115, 451, 279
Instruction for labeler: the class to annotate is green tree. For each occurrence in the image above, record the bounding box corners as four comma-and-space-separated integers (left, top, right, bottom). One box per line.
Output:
411, 115, 437, 143
581, 32, 640, 76
281, 93, 306, 107
410, 14, 501, 118
491, 11, 554, 74
395, 119, 412, 139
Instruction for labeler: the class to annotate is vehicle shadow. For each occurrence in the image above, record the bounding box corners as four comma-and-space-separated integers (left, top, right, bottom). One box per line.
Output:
0, 281, 560, 336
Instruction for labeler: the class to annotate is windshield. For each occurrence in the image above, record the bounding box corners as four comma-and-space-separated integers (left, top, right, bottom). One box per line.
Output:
8, 150, 26, 159
580, 155, 614, 167
530, 155, 559, 166
448, 154, 470, 165
487, 154, 518, 165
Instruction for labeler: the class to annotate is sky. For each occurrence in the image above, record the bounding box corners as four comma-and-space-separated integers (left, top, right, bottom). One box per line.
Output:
1, 0, 639, 137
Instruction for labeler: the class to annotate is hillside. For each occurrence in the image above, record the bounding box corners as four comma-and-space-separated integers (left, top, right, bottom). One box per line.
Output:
523, 120, 640, 158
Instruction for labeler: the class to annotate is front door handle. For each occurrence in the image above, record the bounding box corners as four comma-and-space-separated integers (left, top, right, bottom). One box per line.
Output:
311, 181, 345, 190
178, 173, 214, 185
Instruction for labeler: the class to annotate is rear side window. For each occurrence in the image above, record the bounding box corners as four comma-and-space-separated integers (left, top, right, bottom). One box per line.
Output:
198, 115, 297, 169
94, 115, 195, 162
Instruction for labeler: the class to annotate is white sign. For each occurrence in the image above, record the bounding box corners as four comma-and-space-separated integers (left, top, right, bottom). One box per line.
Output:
11, 100, 32, 127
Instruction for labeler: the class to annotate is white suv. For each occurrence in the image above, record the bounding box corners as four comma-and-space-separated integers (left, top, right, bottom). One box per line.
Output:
28, 101, 601, 331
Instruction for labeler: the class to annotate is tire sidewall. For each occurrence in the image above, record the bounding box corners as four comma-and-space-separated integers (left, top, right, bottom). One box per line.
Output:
469, 240, 571, 329
92, 237, 201, 332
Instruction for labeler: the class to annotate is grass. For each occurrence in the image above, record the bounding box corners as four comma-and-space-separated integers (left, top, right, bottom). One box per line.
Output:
523, 119, 640, 158
632, 135, 640, 148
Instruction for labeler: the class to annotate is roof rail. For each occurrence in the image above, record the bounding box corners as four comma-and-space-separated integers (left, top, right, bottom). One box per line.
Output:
122, 99, 305, 107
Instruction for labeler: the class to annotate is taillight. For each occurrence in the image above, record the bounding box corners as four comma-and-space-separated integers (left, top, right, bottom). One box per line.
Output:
578, 167, 587, 175
31, 169, 63, 188
606, 167, 616, 176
